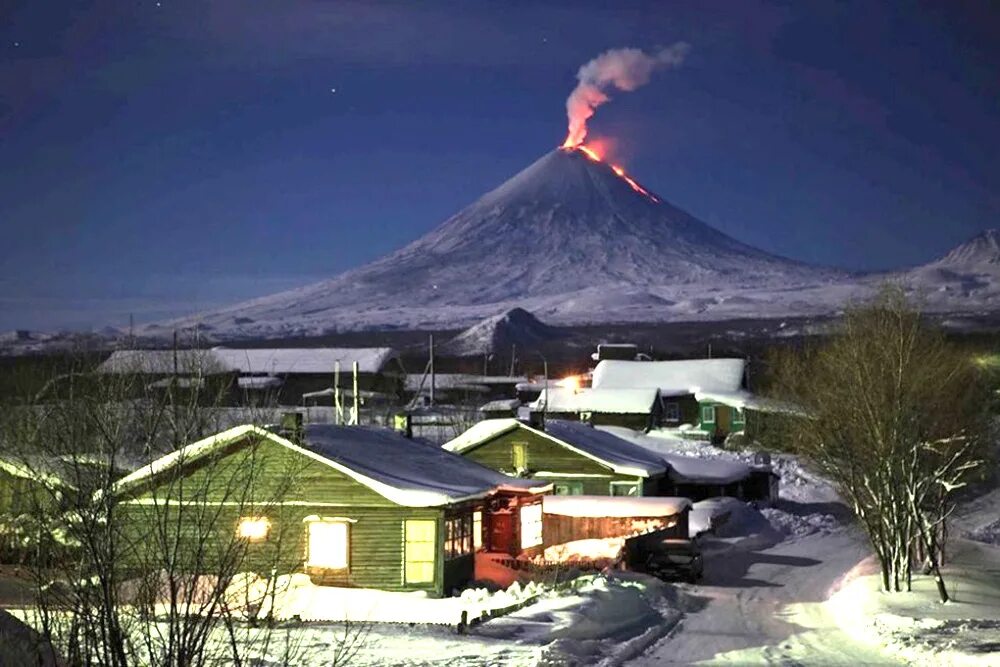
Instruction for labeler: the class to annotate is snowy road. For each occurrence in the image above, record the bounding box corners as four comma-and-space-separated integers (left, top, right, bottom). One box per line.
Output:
629, 528, 902, 666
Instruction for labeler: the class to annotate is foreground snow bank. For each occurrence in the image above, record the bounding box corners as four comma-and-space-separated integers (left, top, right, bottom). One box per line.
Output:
827, 539, 1000, 666
227, 573, 543, 626
479, 572, 692, 666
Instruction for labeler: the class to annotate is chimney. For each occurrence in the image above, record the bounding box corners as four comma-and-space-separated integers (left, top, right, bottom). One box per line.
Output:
280, 411, 304, 444
393, 412, 413, 438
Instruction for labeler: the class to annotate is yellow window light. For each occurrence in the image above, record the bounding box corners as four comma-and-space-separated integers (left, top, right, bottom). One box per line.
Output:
237, 517, 270, 542
306, 520, 349, 569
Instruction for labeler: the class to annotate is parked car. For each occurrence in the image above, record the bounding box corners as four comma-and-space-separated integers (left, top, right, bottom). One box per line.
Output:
620, 536, 704, 583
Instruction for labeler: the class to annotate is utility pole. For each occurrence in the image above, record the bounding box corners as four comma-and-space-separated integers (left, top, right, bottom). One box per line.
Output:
352, 360, 360, 425
429, 334, 435, 407
334, 361, 342, 425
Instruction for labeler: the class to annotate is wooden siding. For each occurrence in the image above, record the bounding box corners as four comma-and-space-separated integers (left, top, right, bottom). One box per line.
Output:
119, 435, 476, 596
544, 509, 689, 546
459, 429, 654, 496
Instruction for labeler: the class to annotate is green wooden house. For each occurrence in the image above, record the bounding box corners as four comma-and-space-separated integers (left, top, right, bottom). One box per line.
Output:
0, 457, 72, 517
592, 358, 753, 441
113, 423, 549, 597
443, 419, 668, 498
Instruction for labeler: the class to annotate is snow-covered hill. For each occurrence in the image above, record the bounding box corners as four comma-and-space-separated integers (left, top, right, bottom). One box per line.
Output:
153, 148, 1000, 339
440, 308, 564, 356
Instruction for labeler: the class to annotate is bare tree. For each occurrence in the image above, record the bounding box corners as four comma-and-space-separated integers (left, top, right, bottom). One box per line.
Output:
0, 351, 360, 665
764, 287, 991, 600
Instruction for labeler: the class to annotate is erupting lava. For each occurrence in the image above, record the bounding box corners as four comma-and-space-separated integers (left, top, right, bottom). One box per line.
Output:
562, 144, 658, 202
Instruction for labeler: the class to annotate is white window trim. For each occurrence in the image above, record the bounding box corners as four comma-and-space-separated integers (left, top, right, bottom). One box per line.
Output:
701, 404, 716, 424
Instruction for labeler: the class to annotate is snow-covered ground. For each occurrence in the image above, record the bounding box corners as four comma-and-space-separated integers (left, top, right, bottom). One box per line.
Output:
820, 538, 1000, 666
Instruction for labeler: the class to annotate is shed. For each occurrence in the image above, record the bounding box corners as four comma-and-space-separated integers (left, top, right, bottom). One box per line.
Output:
530, 387, 663, 430
592, 359, 752, 439
541, 495, 691, 545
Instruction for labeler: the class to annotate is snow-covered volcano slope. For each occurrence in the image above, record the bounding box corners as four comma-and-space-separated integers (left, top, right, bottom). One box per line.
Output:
157, 148, 997, 339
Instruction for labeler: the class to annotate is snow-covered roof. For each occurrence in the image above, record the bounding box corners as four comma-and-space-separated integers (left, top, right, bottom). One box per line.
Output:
542, 495, 691, 518
237, 376, 283, 390
114, 424, 548, 508
404, 374, 526, 391
479, 399, 521, 413
444, 418, 522, 452
99, 348, 400, 376
530, 387, 659, 414
694, 390, 800, 415
303, 424, 548, 506
661, 453, 750, 485
444, 419, 668, 478
592, 358, 746, 396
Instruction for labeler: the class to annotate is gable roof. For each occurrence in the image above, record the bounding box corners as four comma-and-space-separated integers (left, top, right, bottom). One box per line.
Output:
530, 387, 659, 414
114, 424, 547, 508
443, 419, 667, 478
99, 347, 400, 376
592, 358, 746, 396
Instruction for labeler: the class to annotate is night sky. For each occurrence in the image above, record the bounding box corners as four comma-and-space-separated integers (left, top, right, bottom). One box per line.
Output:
2, 1, 998, 330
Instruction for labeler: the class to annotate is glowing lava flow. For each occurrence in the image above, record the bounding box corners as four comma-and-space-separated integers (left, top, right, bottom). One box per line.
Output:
563, 144, 658, 202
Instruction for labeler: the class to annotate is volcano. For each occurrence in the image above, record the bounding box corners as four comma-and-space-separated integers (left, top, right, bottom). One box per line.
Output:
165, 147, 968, 339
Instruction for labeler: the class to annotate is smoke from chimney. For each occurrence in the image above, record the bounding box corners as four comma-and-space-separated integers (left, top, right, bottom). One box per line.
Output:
562, 43, 690, 148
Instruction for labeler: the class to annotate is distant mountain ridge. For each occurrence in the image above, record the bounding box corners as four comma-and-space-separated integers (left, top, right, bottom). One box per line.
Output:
153, 147, 1000, 339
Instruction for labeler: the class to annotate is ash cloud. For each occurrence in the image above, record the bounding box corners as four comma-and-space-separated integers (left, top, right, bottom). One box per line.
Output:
563, 43, 690, 147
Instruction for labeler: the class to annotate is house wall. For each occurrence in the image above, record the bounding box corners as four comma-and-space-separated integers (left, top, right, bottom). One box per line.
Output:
118, 436, 469, 596
458, 428, 652, 496
697, 402, 745, 438
660, 395, 700, 427
0, 470, 54, 516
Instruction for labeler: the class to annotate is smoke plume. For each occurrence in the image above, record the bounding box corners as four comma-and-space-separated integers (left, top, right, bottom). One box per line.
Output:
563, 43, 690, 148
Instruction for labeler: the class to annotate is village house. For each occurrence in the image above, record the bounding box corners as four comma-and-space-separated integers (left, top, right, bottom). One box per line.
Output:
97, 347, 405, 406
442, 418, 669, 497
591, 358, 756, 441
112, 423, 550, 597
530, 386, 663, 431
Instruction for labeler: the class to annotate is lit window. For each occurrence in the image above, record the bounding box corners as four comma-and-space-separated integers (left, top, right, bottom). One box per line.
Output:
404, 520, 436, 584
473, 511, 483, 551
512, 442, 528, 471
306, 520, 349, 569
445, 514, 474, 559
237, 517, 270, 542
610, 481, 640, 497
701, 405, 716, 424
520, 504, 543, 549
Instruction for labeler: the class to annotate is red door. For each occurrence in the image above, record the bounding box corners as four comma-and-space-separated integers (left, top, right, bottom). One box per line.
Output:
489, 512, 515, 555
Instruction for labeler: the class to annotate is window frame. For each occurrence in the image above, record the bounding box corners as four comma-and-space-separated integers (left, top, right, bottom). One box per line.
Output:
403, 519, 437, 585
609, 481, 641, 497
701, 404, 716, 424
511, 441, 529, 471
662, 401, 681, 423
553, 481, 584, 496
444, 513, 474, 560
